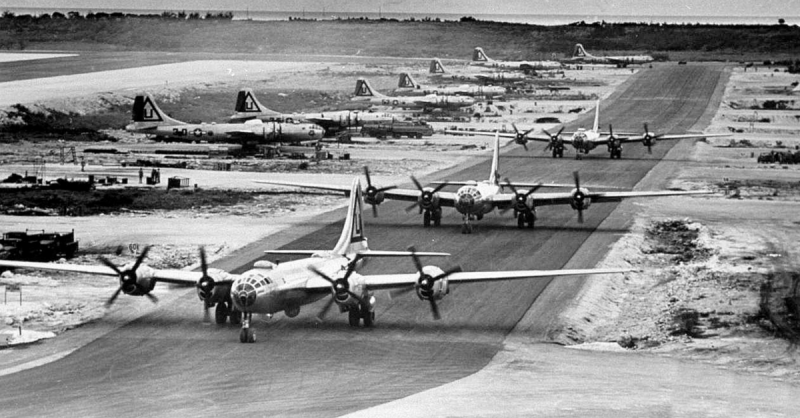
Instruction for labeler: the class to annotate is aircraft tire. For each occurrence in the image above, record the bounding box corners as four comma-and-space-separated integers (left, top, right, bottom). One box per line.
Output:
349, 309, 361, 327
433, 215, 441, 227
552, 149, 558, 158
239, 329, 248, 343
248, 330, 256, 343
526, 212, 535, 229
423, 211, 431, 227
362, 308, 375, 328
517, 213, 525, 228
215, 303, 228, 325
230, 308, 242, 325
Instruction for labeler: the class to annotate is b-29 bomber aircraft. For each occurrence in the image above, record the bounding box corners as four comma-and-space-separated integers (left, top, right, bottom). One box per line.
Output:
351, 78, 475, 111
396, 73, 506, 99
470, 47, 563, 72
458, 101, 730, 159
0, 179, 631, 343
429, 58, 529, 84
125, 93, 324, 143
565, 43, 654, 68
258, 133, 711, 234
229, 88, 396, 135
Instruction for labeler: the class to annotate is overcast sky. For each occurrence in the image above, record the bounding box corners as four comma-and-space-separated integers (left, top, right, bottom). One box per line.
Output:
2, 0, 795, 17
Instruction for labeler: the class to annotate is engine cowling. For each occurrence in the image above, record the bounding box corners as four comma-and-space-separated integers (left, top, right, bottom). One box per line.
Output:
115, 263, 157, 296
416, 266, 450, 301
196, 268, 233, 305
364, 188, 386, 206
418, 188, 441, 211
569, 188, 592, 211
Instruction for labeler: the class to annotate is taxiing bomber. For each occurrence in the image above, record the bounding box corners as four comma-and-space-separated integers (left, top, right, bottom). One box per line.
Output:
429, 58, 528, 84
459, 101, 730, 159
0, 178, 632, 343
259, 133, 711, 233
126, 93, 324, 143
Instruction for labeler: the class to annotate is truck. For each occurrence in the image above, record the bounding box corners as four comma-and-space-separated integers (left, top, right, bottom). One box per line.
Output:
361, 120, 434, 139
0, 229, 79, 261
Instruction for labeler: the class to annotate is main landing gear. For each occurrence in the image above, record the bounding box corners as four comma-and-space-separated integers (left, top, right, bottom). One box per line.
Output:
348, 303, 375, 327
608, 148, 622, 159
517, 211, 535, 229
215, 297, 242, 325
239, 312, 256, 343
551, 148, 564, 158
422, 209, 442, 228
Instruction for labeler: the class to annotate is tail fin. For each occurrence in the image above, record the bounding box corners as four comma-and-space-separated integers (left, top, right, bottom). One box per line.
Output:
573, 43, 590, 58
131, 93, 185, 126
592, 100, 600, 132
354, 78, 386, 98
398, 72, 419, 89
332, 178, 368, 256
429, 58, 446, 74
488, 131, 500, 185
233, 89, 280, 118
472, 47, 491, 62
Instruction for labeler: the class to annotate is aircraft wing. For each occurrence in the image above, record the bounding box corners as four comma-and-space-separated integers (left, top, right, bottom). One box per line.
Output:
0, 260, 203, 286
530, 190, 711, 206
254, 180, 457, 207
355, 267, 632, 291
443, 129, 518, 139
617, 133, 730, 144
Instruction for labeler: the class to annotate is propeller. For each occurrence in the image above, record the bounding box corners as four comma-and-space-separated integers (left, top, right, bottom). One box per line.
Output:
500, 177, 541, 215
511, 123, 536, 151
195, 247, 215, 323
405, 176, 448, 214
543, 126, 565, 151
98, 245, 156, 308
309, 257, 366, 321
403, 246, 462, 320
363, 166, 397, 217
571, 171, 586, 224
642, 123, 663, 154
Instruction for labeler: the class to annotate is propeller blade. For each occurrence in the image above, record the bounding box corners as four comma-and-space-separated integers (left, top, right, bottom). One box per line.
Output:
406, 246, 424, 273
511, 123, 520, 134
410, 176, 423, 192
363, 166, 372, 187
106, 286, 123, 308
199, 246, 208, 275
376, 185, 397, 193
578, 208, 584, 224
131, 245, 151, 272
429, 299, 441, 320
522, 142, 528, 151
98, 256, 122, 275
309, 265, 335, 285
370, 203, 378, 218
431, 181, 449, 194
647, 145, 653, 154
316, 296, 336, 321
433, 266, 463, 282
145, 293, 158, 303
202, 302, 211, 323
573, 171, 581, 190
345, 290, 366, 307
405, 202, 420, 213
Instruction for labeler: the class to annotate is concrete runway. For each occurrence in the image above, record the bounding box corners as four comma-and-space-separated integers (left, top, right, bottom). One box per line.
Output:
0, 63, 728, 416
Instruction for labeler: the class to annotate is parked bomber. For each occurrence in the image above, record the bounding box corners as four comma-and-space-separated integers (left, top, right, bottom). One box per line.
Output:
125, 93, 324, 143
565, 43, 654, 68
258, 133, 710, 233
229, 88, 396, 134
429, 58, 528, 84
470, 47, 563, 72
351, 78, 475, 111
457, 101, 731, 159
0, 178, 632, 343
396, 72, 506, 98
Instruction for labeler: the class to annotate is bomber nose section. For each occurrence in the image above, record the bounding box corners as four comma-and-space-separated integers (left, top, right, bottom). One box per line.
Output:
455, 187, 480, 212
233, 282, 257, 309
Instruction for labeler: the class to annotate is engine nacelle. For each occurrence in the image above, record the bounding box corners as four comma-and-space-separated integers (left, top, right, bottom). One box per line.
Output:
119, 264, 157, 296
196, 268, 233, 304
415, 266, 450, 301
643, 136, 657, 147
569, 188, 592, 211
418, 188, 441, 211
608, 138, 622, 151
364, 190, 386, 206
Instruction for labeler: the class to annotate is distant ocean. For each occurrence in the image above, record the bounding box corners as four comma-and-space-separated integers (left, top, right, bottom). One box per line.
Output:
2, 7, 793, 26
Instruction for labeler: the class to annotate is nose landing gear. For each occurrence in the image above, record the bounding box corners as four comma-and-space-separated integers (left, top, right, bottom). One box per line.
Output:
461, 214, 475, 234
239, 313, 256, 343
